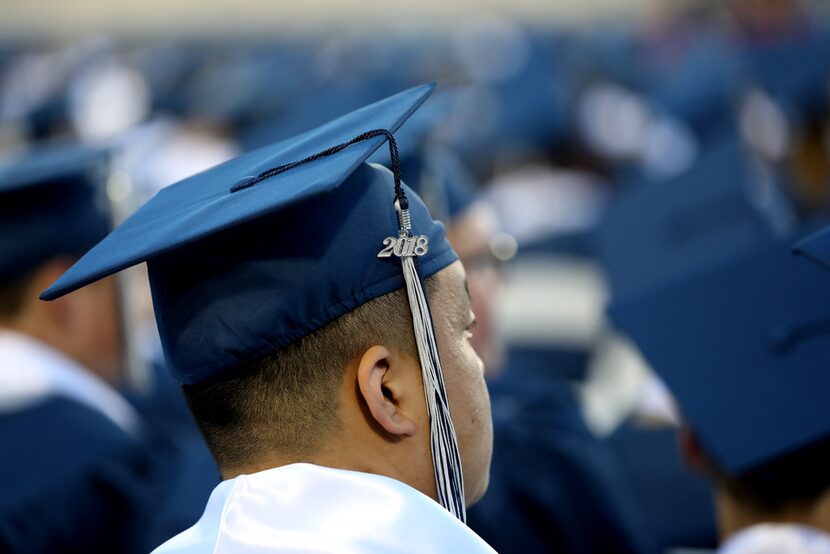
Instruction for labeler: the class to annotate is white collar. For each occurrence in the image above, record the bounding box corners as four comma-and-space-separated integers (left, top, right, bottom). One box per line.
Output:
720, 524, 830, 554
154, 463, 496, 553
0, 330, 140, 435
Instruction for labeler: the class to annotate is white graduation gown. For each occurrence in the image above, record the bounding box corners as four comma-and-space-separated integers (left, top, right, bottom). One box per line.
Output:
152, 463, 497, 553
719, 524, 830, 554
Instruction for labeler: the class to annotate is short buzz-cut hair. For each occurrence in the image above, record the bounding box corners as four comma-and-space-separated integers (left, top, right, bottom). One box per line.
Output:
182, 275, 442, 473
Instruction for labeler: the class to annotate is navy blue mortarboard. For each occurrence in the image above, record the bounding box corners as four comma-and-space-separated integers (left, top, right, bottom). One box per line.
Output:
609, 237, 830, 474
597, 135, 793, 301
41, 83, 469, 521
0, 144, 110, 282
40, 82, 448, 380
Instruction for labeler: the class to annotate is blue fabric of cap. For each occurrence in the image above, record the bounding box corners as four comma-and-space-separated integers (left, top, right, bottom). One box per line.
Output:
597, 135, 788, 301
609, 237, 830, 473
41, 83, 459, 385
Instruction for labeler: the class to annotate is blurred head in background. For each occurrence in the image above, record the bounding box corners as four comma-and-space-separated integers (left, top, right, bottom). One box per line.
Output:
0, 145, 122, 385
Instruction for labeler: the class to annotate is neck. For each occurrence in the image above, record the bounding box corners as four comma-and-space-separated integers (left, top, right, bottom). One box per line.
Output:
222, 436, 437, 501
716, 489, 830, 541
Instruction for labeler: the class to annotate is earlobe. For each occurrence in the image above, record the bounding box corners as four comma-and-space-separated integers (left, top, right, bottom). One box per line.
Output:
357, 345, 416, 438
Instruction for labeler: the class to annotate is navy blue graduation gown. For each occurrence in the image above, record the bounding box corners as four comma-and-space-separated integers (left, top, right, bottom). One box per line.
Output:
467, 367, 660, 554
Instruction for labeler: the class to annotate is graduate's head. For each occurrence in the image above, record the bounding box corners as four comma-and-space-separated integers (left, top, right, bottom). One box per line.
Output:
181, 259, 492, 505
0, 145, 122, 384
41, 85, 494, 517
680, 427, 830, 533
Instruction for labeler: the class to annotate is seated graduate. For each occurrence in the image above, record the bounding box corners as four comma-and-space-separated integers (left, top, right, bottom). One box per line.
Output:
611, 230, 830, 554
0, 145, 169, 553
41, 84, 497, 553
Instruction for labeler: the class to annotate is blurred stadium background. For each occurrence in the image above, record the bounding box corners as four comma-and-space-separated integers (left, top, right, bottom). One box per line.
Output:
2, 0, 830, 552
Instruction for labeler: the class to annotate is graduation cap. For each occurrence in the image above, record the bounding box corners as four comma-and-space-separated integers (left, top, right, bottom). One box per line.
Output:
609, 237, 830, 474
41, 83, 467, 522
0, 144, 110, 282
740, 28, 830, 122
643, 31, 741, 138
597, 135, 791, 302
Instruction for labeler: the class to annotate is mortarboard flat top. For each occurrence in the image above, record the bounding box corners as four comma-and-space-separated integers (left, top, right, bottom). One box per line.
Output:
41, 83, 459, 385
609, 238, 830, 474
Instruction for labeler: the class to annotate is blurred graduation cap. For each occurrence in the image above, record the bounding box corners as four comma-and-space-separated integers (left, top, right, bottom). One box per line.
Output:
444, 30, 574, 173
597, 135, 793, 301
369, 88, 478, 222
608, 236, 830, 474
0, 144, 110, 282
41, 83, 469, 519
643, 31, 741, 139
739, 26, 830, 123
579, 26, 740, 141
238, 78, 406, 151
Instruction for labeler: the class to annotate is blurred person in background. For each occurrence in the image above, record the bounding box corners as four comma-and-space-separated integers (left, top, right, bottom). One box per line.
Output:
0, 144, 177, 553
598, 37, 830, 544
611, 230, 830, 554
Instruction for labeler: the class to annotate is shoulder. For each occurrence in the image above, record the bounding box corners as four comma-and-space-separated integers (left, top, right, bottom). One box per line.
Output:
155, 464, 496, 554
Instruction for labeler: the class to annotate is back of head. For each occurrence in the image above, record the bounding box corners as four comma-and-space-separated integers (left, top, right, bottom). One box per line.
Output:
42, 84, 490, 520
181, 282, 428, 472
702, 434, 830, 515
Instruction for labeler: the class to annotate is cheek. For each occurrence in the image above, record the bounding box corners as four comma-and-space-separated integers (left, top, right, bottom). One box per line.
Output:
466, 268, 505, 371
442, 344, 492, 453
445, 346, 493, 503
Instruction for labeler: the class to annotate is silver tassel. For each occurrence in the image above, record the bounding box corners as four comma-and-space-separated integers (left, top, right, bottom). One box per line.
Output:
393, 200, 466, 521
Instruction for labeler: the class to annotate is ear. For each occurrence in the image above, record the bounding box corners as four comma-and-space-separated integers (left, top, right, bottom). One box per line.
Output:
356, 345, 417, 438
678, 425, 706, 473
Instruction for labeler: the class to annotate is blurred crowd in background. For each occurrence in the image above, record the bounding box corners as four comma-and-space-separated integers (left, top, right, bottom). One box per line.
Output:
2, 0, 830, 552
